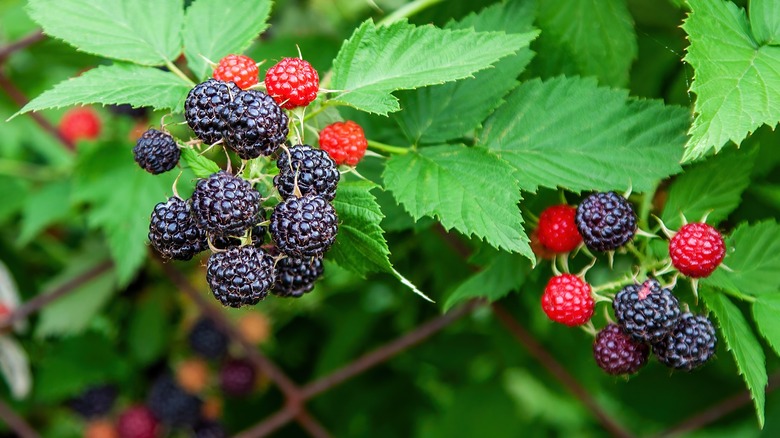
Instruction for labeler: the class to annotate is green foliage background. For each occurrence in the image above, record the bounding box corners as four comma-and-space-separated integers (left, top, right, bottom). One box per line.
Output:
1, 0, 780, 436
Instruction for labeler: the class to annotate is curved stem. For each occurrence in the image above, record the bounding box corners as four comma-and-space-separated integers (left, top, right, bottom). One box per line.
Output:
378, 0, 444, 26
367, 139, 409, 155
165, 59, 195, 86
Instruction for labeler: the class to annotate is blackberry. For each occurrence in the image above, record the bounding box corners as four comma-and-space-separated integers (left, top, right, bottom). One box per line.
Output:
274, 144, 340, 201
68, 384, 117, 419
270, 195, 338, 258
211, 223, 266, 250
593, 324, 649, 375
193, 420, 228, 438
188, 317, 229, 360
148, 197, 208, 261
272, 256, 324, 298
147, 375, 202, 427
133, 129, 180, 174
653, 313, 717, 371
223, 89, 289, 159
613, 278, 680, 343
575, 191, 637, 251
207, 246, 275, 307
184, 79, 240, 145
219, 358, 256, 397
191, 171, 261, 236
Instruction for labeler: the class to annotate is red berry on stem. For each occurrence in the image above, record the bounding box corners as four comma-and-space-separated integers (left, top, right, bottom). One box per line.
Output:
318, 121, 368, 166
537, 204, 582, 253
59, 107, 101, 143
669, 223, 726, 278
541, 274, 594, 326
213, 54, 259, 90
264, 57, 319, 109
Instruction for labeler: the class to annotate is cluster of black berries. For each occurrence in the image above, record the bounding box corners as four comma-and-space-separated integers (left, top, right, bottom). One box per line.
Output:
138, 79, 337, 307
593, 278, 717, 375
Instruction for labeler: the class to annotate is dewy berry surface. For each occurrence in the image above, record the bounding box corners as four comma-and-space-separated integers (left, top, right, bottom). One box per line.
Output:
593, 323, 649, 375
318, 121, 368, 166
669, 222, 726, 278
575, 191, 637, 251
264, 57, 319, 109
541, 273, 594, 326
213, 54, 259, 89
537, 204, 582, 253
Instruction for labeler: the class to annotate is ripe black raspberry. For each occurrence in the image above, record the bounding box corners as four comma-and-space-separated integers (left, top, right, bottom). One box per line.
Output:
223, 89, 289, 159
212, 223, 266, 250
146, 375, 202, 427
575, 191, 637, 251
593, 323, 649, 375
133, 129, 180, 174
272, 256, 324, 298
68, 384, 117, 419
188, 317, 229, 360
191, 171, 261, 236
613, 278, 680, 343
274, 144, 340, 201
270, 195, 338, 258
207, 246, 275, 307
653, 313, 717, 371
184, 79, 240, 145
219, 358, 256, 397
148, 197, 208, 261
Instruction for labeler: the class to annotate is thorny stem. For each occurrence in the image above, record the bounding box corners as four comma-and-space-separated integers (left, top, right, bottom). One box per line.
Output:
165, 59, 195, 86
378, 0, 444, 26
367, 139, 409, 155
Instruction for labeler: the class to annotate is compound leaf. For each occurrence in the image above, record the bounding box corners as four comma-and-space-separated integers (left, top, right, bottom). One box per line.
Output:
183, 0, 272, 79
682, 0, 780, 160
331, 19, 535, 114
383, 146, 532, 258
27, 0, 183, 65
480, 76, 687, 193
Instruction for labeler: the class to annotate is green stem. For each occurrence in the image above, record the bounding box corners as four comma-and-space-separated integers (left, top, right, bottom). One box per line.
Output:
378, 0, 444, 26
367, 139, 410, 155
165, 59, 195, 86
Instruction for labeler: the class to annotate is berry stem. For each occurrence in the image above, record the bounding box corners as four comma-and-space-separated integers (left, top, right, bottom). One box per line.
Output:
165, 59, 195, 86
367, 139, 409, 155
378, 0, 444, 26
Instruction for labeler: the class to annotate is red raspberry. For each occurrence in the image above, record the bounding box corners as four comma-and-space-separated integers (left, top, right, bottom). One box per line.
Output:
116, 405, 159, 438
318, 121, 368, 166
541, 274, 594, 326
264, 57, 319, 109
537, 205, 582, 253
669, 223, 726, 278
213, 54, 259, 90
59, 107, 101, 143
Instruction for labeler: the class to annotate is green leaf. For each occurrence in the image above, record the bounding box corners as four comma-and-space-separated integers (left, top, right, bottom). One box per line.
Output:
682, 0, 780, 160
753, 295, 780, 358
27, 0, 184, 65
703, 290, 767, 427
750, 0, 780, 46
532, 0, 637, 87
35, 256, 117, 338
330, 180, 393, 277
704, 221, 780, 296
127, 293, 170, 365
393, 1, 539, 145
383, 146, 532, 258
18, 181, 72, 245
183, 0, 272, 79
443, 250, 529, 311
13, 64, 190, 118
661, 147, 755, 229
181, 148, 220, 178
74, 144, 177, 285
330, 19, 536, 114
480, 76, 687, 193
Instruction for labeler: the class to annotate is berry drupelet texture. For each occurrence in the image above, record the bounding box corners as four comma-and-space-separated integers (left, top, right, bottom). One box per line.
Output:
213, 54, 259, 90
669, 222, 726, 278
575, 191, 637, 251
146, 375, 202, 427
536, 204, 582, 253
653, 312, 717, 371
270, 195, 339, 258
148, 197, 208, 261
613, 278, 681, 343
264, 57, 319, 109
188, 317, 229, 360
133, 129, 180, 174
541, 274, 594, 326
318, 121, 368, 166
274, 144, 340, 201
191, 171, 262, 237
184, 79, 240, 145
207, 246, 276, 308
272, 256, 324, 298
593, 323, 649, 375
223, 89, 289, 159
